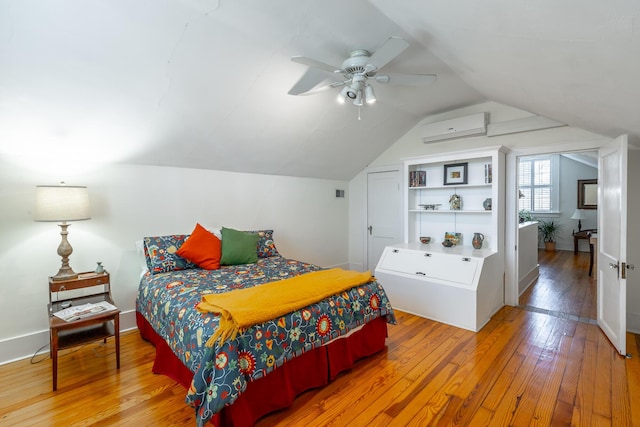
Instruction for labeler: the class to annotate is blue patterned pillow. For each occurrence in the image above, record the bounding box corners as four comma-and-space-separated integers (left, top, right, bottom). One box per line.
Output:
143, 234, 196, 274
245, 229, 279, 258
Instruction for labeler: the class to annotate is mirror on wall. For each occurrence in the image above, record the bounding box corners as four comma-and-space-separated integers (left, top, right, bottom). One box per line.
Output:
578, 179, 597, 209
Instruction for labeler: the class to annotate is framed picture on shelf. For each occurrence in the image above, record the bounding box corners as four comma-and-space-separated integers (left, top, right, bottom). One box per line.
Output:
443, 162, 468, 185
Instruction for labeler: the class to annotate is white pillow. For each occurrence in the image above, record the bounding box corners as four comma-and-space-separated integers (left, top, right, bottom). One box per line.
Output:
203, 225, 222, 240
135, 240, 149, 277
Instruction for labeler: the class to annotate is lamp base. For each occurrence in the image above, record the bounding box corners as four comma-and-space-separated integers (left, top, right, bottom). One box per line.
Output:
51, 222, 78, 281
51, 266, 78, 281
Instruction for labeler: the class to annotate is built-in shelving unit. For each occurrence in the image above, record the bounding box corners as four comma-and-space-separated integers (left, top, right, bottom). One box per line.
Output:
375, 146, 508, 331
405, 147, 507, 251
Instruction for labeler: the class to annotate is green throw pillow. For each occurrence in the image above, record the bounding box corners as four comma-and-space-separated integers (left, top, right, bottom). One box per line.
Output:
220, 227, 260, 266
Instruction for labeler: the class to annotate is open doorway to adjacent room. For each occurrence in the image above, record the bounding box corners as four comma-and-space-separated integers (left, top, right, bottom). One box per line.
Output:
516, 151, 598, 323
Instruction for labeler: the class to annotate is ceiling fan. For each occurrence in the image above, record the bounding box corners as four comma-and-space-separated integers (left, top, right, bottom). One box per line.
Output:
288, 36, 437, 106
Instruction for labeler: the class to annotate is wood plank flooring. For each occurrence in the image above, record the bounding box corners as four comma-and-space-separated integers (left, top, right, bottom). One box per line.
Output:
1, 251, 638, 426
520, 249, 596, 321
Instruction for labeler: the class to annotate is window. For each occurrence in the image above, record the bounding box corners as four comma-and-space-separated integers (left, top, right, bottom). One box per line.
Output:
518, 155, 559, 213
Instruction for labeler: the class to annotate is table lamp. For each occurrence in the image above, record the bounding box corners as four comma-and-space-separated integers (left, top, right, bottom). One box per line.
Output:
35, 184, 91, 281
571, 208, 585, 232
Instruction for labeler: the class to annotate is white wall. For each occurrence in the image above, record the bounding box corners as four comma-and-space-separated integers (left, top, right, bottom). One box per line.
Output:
348, 101, 608, 271
0, 158, 349, 364
550, 155, 598, 251
348, 172, 366, 271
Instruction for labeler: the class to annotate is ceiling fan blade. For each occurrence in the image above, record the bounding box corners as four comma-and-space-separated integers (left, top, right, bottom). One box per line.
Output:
366, 36, 410, 71
291, 56, 341, 74
288, 68, 335, 95
375, 73, 437, 85
295, 80, 348, 96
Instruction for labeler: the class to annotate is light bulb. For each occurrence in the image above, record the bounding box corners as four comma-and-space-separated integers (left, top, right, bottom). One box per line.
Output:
365, 85, 377, 104
353, 90, 363, 106
337, 86, 350, 104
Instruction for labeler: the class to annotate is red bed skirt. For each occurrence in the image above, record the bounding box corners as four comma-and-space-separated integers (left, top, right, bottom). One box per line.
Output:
136, 312, 388, 426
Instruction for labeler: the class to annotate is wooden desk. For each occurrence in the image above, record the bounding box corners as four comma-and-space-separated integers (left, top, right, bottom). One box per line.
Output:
574, 229, 597, 254
48, 272, 120, 391
589, 233, 598, 276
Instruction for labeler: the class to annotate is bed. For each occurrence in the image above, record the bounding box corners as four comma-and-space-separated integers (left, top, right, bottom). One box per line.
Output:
135, 226, 396, 426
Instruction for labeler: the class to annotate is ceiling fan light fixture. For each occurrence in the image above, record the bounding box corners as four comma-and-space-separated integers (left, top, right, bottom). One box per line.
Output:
337, 86, 350, 104
347, 75, 366, 99
353, 90, 364, 107
365, 85, 377, 104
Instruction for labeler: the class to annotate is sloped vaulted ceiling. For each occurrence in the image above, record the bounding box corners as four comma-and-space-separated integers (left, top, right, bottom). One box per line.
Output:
370, 0, 640, 141
1, 0, 638, 180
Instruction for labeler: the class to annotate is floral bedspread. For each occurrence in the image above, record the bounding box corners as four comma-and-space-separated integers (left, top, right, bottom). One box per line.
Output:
135, 255, 396, 426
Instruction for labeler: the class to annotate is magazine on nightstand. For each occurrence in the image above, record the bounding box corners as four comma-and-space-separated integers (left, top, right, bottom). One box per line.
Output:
53, 301, 118, 322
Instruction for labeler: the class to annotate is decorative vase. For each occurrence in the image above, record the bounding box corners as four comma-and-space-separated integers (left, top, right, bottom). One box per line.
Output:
95, 262, 104, 274
483, 198, 492, 210
472, 233, 485, 249
449, 194, 462, 210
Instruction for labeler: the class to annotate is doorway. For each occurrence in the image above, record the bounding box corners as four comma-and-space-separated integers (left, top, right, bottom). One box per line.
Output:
515, 150, 598, 322
366, 168, 402, 271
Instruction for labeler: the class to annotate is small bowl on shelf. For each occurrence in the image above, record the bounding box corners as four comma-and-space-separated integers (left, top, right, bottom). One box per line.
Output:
419, 236, 431, 244
442, 240, 454, 247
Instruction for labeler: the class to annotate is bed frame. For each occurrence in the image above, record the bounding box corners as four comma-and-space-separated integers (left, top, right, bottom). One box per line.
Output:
137, 312, 388, 426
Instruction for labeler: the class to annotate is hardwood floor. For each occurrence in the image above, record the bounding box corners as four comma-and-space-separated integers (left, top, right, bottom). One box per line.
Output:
2, 255, 638, 426
520, 249, 596, 321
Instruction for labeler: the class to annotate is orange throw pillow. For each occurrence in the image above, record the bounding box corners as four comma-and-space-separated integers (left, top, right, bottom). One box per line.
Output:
177, 223, 222, 270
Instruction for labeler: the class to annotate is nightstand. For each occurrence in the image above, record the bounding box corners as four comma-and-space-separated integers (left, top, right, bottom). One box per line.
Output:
48, 271, 120, 391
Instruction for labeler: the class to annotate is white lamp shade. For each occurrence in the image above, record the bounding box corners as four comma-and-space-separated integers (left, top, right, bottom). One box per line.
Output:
365, 85, 377, 104
338, 85, 350, 103
571, 209, 586, 220
35, 185, 91, 222
353, 90, 363, 106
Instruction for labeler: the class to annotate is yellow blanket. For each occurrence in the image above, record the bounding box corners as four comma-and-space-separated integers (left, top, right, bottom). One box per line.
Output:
196, 268, 373, 347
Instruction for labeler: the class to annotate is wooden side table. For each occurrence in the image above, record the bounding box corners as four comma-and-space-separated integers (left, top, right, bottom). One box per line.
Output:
48, 271, 120, 391
589, 233, 598, 276
573, 229, 597, 253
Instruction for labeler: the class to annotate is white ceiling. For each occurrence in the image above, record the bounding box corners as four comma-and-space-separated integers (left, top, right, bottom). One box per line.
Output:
1, 0, 638, 180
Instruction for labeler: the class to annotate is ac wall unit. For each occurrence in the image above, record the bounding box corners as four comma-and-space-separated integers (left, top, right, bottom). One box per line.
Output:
422, 112, 488, 143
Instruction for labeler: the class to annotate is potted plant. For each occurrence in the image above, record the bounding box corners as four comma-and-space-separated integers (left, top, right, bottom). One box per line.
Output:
538, 219, 561, 251
519, 210, 533, 223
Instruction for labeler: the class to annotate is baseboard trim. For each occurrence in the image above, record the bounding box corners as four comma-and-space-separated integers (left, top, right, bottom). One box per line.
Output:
0, 309, 138, 366
519, 265, 540, 296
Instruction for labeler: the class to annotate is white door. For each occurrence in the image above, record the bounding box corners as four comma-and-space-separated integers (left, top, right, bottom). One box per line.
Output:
367, 170, 402, 270
597, 134, 628, 356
